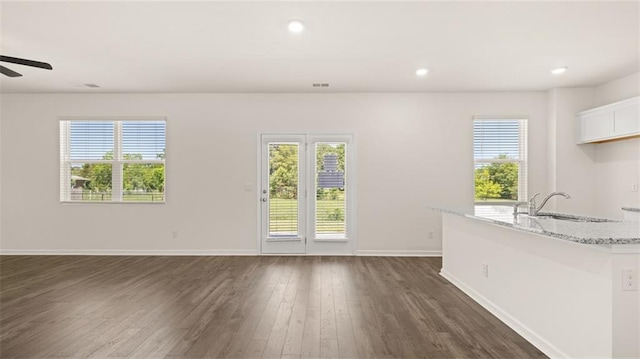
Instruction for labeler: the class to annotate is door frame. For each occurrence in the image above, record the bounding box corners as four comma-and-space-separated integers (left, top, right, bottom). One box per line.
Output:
259, 134, 307, 254
257, 132, 356, 255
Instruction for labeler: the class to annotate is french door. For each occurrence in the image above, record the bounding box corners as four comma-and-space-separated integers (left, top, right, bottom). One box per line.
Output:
260, 134, 354, 255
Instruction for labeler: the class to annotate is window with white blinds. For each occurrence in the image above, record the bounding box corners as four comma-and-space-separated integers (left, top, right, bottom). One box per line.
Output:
60, 119, 166, 202
473, 118, 527, 203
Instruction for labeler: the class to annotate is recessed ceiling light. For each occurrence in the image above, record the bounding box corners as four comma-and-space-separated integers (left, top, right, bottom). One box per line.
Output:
551, 67, 568, 75
288, 19, 304, 33
416, 68, 429, 77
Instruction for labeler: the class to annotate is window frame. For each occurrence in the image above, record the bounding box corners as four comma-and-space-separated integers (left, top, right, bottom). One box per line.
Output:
473, 117, 528, 205
59, 117, 167, 204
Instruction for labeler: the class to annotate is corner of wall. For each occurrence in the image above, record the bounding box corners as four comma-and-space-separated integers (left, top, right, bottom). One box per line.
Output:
546, 87, 597, 215
546, 89, 558, 195
592, 72, 640, 218
548, 71, 640, 219
594, 72, 640, 106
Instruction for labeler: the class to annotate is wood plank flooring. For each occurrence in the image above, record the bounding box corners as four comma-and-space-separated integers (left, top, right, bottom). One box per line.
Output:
0, 256, 547, 358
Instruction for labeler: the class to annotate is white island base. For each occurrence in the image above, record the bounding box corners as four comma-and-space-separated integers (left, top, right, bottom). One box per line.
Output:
440, 213, 640, 358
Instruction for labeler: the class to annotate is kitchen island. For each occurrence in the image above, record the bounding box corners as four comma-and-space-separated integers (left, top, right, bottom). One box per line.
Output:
430, 205, 640, 358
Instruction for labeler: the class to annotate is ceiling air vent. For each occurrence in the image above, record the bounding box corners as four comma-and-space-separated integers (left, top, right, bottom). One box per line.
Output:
312, 83, 329, 88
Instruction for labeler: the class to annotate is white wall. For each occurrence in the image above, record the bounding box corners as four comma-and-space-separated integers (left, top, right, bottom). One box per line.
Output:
593, 72, 640, 219
0, 93, 548, 254
546, 87, 597, 215
594, 72, 640, 107
595, 139, 640, 218
546, 87, 557, 200
547, 71, 640, 219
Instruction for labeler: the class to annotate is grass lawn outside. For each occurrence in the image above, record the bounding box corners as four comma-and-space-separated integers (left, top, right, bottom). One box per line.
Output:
73, 192, 165, 202
270, 197, 346, 234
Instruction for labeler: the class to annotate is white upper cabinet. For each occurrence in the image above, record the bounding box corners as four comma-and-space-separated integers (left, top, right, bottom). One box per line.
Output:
581, 110, 613, 142
576, 96, 640, 144
613, 99, 640, 136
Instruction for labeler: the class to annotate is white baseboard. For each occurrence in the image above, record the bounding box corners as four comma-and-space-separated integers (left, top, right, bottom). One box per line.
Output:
260, 253, 354, 256
0, 249, 258, 256
356, 249, 442, 257
0, 249, 441, 257
439, 269, 567, 359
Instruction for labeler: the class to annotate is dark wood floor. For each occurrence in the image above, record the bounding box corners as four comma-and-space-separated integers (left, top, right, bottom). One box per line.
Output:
0, 256, 546, 358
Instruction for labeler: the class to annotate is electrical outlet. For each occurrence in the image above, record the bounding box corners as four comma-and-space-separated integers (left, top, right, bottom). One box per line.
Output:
631, 183, 638, 192
482, 264, 489, 278
172, 230, 178, 239
622, 268, 637, 291
427, 230, 434, 240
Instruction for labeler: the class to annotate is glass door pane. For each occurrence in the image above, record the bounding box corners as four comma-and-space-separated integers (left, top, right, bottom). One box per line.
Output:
268, 142, 300, 238
315, 142, 346, 238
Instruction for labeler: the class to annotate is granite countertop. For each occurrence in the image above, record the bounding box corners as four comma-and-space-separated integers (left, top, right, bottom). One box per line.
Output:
622, 207, 640, 213
428, 205, 640, 245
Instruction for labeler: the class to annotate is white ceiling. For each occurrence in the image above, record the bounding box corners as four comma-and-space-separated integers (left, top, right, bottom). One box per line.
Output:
1, 1, 638, 93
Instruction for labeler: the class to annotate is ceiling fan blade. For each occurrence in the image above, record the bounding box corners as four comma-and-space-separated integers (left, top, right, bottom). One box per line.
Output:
0, 55, 53, 70
0, 65, 23, 77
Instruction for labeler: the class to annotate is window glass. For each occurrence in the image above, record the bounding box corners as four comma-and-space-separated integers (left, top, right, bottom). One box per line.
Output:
473, 119, 527, 203
60, 120, 165, 203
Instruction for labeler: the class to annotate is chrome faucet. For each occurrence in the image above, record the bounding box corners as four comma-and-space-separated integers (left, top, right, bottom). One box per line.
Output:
528, 191, 571, 216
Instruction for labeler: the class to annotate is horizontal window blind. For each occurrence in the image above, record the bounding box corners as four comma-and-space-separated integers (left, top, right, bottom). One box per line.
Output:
69, 121, 114, 160
122, 121, 166, 160
474, 120, 524, 160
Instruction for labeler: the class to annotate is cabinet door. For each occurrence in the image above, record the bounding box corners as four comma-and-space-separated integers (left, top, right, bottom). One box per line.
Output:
613, 101, 640, 137
581, 111, 613, 142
